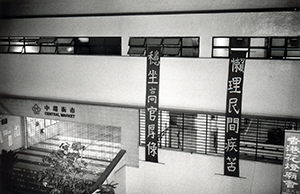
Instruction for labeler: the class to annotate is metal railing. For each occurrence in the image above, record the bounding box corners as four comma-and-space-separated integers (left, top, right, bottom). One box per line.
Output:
90, 149, 126, 192
139, 109, 299, 164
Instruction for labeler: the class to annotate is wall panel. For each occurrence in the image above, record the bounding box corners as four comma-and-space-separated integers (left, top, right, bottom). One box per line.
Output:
1, 55, 300, 118
126, 147, 282, 194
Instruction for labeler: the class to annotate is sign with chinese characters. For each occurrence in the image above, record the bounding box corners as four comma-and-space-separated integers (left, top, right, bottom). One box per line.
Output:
224, 51, 247, 177
32, 103, 76, 118
281, 130, 300, 194
145, 46, 161, 162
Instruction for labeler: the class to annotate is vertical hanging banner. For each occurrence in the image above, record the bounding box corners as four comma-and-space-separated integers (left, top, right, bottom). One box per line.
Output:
224, 51, 247, 177
281, 130, 300, 194
145, 46, 161, 162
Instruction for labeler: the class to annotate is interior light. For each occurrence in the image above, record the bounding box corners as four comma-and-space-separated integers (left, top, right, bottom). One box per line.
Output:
67, 47, 74, 52
78, 38, 89, 43
213, 38, 229, 47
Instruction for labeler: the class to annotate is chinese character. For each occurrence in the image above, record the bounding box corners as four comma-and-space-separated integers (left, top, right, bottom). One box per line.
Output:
231, 58, 245, 73
147, 124, 156, 139
225, 137, 238, 152
148, 70, 158, 84
286, 145, 300, 154
283, 171, 298, 180
228, 77, 242, 93
61, 107, 67, 112
287, 136, 300, 145
147, 106, 157, 121
148, 50, 160, 66
285, 154, 300, 163
148, 95, 157, 104
227, 117, 239, 133
226, 157, 237, 172
147, 142, 158, 157
285, 163, 300, 172
149, 87, 156, 95
53, 106, 58, 112
283, 179, 299, 188
228, 98, 240, 114
70, 107, 75, 113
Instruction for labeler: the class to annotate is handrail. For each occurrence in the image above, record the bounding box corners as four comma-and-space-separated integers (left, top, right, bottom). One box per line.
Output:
90, 149, 126, 192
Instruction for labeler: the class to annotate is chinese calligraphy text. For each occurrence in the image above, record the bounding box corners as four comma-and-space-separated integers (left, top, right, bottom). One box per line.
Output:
145, 47, 161, 163
281, 131, 300, 194
224, 51, 247, 177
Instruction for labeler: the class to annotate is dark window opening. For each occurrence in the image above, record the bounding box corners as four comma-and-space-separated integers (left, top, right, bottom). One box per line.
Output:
0, 36, 121, 56
128, 36, 199, 57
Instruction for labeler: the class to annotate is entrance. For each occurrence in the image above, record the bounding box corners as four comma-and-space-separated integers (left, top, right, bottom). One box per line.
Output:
26, 117, 121, 161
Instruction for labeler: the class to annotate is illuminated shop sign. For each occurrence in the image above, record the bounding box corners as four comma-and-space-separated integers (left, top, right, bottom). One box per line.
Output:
145, 46, 161, 163
224, 51, 247, 177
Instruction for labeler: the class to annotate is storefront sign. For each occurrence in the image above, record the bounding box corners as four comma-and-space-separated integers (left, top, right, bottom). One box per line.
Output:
224, 51, 247, 177
281, 130, 300, 194
32, 103, 76, 118
145, 46, 161, 162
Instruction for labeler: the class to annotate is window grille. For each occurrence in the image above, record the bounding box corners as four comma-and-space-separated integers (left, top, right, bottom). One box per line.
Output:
139, 109, 299, 164
128, 37, 199, 57
0, 36, 121, 56
212, 36, 300, 60
26, 117, 121, 161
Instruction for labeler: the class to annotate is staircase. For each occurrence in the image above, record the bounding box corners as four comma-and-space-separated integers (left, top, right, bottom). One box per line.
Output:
10, 135, 121, 194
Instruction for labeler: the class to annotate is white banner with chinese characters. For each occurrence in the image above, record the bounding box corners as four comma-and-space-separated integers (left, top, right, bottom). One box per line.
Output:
145, 46, 161, 162
224, 51, 247, 177
281, 130, 300, 194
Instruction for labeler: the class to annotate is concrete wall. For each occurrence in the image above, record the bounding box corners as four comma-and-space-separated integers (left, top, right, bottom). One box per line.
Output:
1, 55, 300, 118
125, 146, 282, 194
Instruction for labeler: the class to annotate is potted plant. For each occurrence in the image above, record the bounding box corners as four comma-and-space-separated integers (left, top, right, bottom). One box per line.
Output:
37, 142, 93, 194
96, 181, 118, 194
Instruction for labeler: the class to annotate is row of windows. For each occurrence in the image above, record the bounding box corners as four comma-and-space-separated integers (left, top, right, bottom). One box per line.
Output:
0, 37, 121, 55
127, 37, 199, 57
212, 37, 300, 59
0, 36, 299, 59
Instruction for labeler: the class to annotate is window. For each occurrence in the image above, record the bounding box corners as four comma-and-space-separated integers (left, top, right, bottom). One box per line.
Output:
139, 109, 299, 164
128, 37, 199, 57
213, 37, 268, 59
271, 37, 300, 59
212, 36, 300, 60
0, 36, 121, 56
0, 37, 9, 52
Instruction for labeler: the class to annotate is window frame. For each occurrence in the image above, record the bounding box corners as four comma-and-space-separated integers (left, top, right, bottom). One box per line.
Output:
128, 36, 200, 58
0, 36, 122, 56
212, 36, 300, 60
